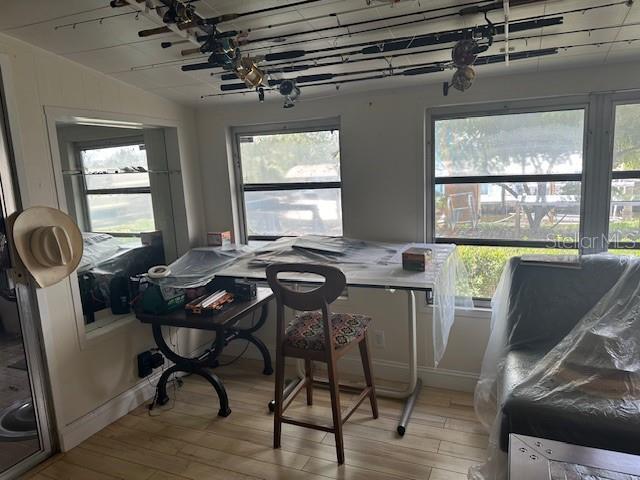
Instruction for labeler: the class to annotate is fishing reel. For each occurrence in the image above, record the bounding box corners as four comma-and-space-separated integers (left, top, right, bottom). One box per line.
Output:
443, 21, 494, 96
200, 33, 239, 70
279, 79, 300, 109
162, 0, 195, 24
443, 66, 476, 96
234, 57, 266, 88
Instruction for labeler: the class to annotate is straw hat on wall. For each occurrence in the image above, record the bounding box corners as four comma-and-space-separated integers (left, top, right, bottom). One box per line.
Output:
11, 206, 83, 288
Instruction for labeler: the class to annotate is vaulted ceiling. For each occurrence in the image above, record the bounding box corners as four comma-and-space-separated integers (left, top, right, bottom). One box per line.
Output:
1, 0, 638, 105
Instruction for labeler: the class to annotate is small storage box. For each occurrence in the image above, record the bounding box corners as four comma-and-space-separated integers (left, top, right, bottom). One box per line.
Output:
207, 231, 232, 247
402, 247, 433, 272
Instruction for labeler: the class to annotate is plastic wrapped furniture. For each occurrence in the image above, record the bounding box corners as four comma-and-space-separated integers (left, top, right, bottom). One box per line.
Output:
471, 254, 640, 479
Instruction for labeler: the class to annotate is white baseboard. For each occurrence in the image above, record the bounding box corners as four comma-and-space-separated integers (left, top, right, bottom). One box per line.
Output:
59, 341, 479, 451
234, 344, 479, 393
58, 371, 160, 451
58, 341, 213, 451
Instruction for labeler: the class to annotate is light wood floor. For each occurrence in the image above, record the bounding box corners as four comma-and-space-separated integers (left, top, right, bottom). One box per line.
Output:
22, 358, 488, 480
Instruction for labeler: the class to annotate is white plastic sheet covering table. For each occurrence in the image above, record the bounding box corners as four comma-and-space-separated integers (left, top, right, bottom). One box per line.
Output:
151, 235, 464, 435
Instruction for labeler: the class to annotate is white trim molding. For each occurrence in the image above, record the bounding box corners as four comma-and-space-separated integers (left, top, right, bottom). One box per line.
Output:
58, 371, 159, 451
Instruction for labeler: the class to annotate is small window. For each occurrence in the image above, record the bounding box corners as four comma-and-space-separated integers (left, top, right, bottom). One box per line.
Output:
79, 143, 155, 239
609, 103, 640, 254
235, 127, 343, 241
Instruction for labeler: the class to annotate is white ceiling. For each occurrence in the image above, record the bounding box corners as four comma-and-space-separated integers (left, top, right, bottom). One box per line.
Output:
1, 0, 639, 106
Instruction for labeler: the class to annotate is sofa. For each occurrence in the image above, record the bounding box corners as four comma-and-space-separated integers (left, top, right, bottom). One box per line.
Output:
498, 255, 637, 453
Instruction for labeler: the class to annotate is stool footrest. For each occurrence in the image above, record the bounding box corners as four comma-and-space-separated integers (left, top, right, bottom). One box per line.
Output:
342, 386, 372, 425
281, 415, 335, 433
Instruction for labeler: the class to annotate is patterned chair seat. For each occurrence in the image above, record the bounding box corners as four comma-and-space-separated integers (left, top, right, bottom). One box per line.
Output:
284, 311, 371, 351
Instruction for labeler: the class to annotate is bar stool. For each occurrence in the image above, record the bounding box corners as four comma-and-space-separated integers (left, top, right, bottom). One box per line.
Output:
266, 263, 378, 464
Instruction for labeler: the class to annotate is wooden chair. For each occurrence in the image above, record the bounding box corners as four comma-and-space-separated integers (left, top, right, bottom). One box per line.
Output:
266, 263, 378, 464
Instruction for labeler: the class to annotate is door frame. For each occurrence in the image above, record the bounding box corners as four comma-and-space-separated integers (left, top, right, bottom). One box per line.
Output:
0, 54, 55, 479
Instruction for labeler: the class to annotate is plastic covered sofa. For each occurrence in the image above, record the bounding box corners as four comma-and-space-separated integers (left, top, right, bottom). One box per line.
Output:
495, 255, 637, 453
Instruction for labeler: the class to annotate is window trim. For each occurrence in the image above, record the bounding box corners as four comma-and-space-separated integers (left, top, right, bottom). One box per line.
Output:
75, 136, 153, 238
426, 97, 592, 249
231, 118, 342, 243
426, 97, 595, 303
605, 94, 640, 250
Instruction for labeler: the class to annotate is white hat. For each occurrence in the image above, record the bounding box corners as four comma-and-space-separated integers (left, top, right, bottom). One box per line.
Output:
12, 207, 83, 288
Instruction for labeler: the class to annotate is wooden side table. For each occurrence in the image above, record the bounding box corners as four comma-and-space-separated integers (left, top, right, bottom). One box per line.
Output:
136, 287, 274, 417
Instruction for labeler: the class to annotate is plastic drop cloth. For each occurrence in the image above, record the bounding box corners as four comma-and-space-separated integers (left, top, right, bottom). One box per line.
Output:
470, 254, 640, 480
149, 245, 254, 289
217, 235, 471, 365
146, 235, 470, 365
78, 232, 163, 307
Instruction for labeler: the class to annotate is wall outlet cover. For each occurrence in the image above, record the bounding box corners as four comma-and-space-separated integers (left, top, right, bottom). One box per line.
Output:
137, 351, 164, 378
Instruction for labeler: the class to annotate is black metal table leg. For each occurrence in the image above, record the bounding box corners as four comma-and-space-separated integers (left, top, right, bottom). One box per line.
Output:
397, 378, 422, 436
191, 365, 231, 417
243, 334, 273, 375
226, 303, 273, 375
151, 324, 231, 416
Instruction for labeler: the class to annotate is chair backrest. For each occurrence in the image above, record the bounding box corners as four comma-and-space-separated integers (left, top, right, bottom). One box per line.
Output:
266, 263, 346, 352
266, 263, 346, 312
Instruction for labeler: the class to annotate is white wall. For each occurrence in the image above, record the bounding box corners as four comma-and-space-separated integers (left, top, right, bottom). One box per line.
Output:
0, 33, 209, 450
195, 61, 640, 386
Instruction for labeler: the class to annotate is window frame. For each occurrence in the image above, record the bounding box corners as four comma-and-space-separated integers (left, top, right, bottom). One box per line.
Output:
427, 97, 592, 251
75, 136, 153, 238
426, 97, 595, 305
231, 118, 343, 243
605, 94, 640, 251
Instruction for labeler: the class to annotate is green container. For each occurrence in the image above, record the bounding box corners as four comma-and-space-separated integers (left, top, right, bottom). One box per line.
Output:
141, 285, 185, 315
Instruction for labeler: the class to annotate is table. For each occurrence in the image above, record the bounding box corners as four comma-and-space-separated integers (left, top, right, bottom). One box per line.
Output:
509, 434, 640, 479
213, 236, 459, 435
137, 287, 274, 417
145, 236, 460, 435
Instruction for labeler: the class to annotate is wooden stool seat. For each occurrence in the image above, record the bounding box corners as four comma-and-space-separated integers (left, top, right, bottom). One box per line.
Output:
285, 311, 371, 351
267, 263, 379, 464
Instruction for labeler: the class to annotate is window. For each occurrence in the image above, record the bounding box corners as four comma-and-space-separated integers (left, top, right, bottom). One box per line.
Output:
78, 141, 155, 238
234, 123, 343, 241
433, 108, 585, 298
609, 103, 640, 254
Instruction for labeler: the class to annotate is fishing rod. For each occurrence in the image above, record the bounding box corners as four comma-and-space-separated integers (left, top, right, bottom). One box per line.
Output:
135, 0, 325, 38
55, 0, 202, 31
214, 0, 484, 39
206, 0, 627, 74
248, 0, 520, 45
218, 20, 640, 82
240, 0, 628, 53
202, 47, 559, 98
179, 0, 519, 56
205, 36, 640, 99
181, 17, 562, 72
122, 0, 629, 73
220, 61, 448, 91
54, 10, 145, 30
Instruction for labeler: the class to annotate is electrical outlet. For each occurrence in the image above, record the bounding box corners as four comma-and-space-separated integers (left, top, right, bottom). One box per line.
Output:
374, 330, 385, 349
137, 350, 164, 378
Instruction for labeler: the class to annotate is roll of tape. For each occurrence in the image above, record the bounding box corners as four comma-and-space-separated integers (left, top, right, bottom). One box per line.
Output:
148, 265, 171, 279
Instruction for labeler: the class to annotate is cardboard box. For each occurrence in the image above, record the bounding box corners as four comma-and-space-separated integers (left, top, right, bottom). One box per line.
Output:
402, 247, 433, 272
207, 231, 232, 247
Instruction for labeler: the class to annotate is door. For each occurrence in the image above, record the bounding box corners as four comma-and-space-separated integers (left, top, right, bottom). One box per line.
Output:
0, 67, 53, 478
